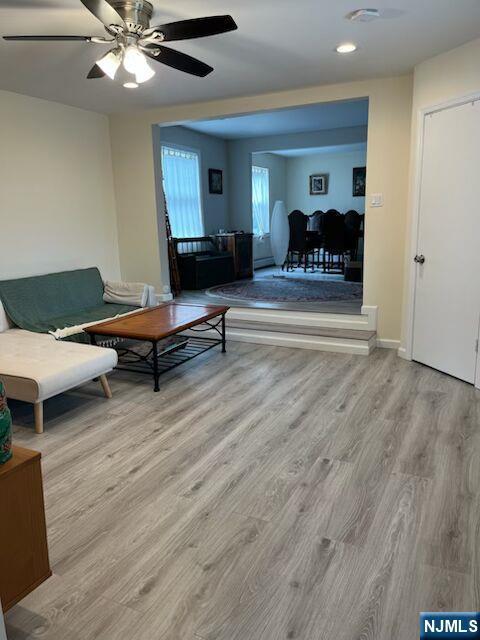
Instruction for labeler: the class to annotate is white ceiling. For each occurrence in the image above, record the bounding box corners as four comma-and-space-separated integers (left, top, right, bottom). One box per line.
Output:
1, 0, 480, 114
181, 99, 369, 139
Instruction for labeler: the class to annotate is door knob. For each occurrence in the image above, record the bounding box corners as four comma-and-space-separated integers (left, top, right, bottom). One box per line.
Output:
414, 254, 425, 264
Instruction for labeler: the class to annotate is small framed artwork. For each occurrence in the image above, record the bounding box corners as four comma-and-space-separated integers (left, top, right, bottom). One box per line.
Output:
353, 166, 366, 197
209, 168, 223, 195
310, 173, 329, 195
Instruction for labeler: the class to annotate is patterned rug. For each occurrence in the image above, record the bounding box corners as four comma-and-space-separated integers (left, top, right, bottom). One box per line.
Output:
207, 277, 363, 303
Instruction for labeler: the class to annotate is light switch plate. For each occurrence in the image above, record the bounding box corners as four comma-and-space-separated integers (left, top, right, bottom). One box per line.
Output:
371, 193, 384, 207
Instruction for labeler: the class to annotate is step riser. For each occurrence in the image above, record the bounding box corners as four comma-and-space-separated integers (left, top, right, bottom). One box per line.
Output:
184, 327, 375, 356
225, 305, 377, 331
226, 320, 375, 341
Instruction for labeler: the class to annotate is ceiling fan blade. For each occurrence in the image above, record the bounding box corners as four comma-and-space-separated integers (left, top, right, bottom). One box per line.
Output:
144, 15, 237, 41
3, 35, 91, 41
87, 63, 105, 79
143, 45, 213, 77
79, 0, 125, 29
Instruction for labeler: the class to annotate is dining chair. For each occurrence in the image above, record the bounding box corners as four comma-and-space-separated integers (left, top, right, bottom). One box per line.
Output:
282, 210, 316, 272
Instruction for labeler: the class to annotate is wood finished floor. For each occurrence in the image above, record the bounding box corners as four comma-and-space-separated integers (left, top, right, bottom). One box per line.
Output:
5, 344, 480, 640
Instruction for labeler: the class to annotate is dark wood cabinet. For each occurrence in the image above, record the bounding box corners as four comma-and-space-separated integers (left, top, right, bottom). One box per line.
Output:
0, 446, 51, 612
215, 233, 254, 279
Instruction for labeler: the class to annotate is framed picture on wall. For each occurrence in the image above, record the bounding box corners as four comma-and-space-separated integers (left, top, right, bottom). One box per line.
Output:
209, 168, 223, 194
310, 173, 329, 195
353, 166, 366, 197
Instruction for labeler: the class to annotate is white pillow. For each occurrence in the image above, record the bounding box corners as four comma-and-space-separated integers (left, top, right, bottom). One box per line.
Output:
0, 300, 13, 333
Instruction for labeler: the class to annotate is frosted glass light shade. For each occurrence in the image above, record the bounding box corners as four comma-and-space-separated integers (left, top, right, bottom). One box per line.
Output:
123, 45, 155, 84
271, 200, 289, 266
96, 49, 121, 79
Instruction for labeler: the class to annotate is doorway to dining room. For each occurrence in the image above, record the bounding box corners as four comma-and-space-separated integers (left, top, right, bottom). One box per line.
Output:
159, 98, 369, 314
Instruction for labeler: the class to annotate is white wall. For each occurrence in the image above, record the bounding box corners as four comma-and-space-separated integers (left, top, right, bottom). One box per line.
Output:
401, 37, 480, 349
156, 125, 229, 234
286, 147, 366, 214
0, 89, 121, 281
251, 152, 287, 263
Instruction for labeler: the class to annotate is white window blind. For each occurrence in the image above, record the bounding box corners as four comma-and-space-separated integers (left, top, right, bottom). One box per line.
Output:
161, 146, 204, 237
252, 165, 270, 236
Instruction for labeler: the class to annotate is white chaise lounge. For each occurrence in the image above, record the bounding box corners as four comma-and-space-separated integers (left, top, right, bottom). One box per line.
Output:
0, 303, 117, 434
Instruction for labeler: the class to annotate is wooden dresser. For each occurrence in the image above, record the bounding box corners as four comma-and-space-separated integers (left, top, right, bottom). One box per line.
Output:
215, 232, 254, 279
0, 446, 51, 612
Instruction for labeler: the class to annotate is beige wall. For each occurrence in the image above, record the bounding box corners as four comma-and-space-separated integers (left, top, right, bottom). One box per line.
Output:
110, 75, 413, 341
401, 37, 480, 348
0, 89, 120, 281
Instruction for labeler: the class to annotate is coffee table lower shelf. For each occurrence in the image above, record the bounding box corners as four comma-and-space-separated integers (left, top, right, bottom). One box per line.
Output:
114, 335, 223, 391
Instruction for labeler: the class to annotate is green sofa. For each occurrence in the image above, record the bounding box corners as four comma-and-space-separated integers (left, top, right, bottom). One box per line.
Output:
0, 267, 139, 342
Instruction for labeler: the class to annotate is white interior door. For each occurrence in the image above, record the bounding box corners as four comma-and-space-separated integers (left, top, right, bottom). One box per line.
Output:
413, 99, 480, 383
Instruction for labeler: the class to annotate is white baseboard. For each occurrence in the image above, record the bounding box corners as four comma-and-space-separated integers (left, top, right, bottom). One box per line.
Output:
254, 256, 276, 269
397, 346, 410, 360
376, 338, 400, 349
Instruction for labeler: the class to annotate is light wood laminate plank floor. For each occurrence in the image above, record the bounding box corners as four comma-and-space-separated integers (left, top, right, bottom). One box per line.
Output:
5, 344, 480, 640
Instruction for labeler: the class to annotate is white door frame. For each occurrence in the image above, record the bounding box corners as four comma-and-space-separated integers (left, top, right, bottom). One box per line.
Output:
402, 91, 480, 388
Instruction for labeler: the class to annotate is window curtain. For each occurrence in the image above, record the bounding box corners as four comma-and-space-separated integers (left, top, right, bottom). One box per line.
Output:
252, 165, 270, 236
161, 146, 204, 237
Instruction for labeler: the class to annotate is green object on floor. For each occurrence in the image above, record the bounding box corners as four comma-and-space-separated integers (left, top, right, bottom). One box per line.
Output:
0, 381, 12, 464
0, 267, 138, 342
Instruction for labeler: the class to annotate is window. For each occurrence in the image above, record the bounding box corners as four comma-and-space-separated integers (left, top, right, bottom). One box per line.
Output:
252, 165, 270, 236
161, 146, 204, 237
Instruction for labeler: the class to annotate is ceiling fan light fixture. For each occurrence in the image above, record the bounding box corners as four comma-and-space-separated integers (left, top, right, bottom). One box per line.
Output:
123, 81, 139, 89
96, 48, 121, 79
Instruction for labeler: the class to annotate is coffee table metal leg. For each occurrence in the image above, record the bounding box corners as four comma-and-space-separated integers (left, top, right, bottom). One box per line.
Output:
221, 313, 226, 353
152, 340, 160, 392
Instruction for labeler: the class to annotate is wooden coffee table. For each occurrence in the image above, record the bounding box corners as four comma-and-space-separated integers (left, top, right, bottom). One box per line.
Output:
85, 303, 229, 392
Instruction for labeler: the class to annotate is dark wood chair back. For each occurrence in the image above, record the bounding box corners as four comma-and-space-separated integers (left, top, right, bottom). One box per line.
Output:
288, 210, 308, 252
307, 210, 324, 232
344, 210, 361, 255
323, 213, 346, 254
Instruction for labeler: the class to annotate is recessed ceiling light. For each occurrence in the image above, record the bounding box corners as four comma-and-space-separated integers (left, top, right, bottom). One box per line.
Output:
335, 43, 357, 54
123, 82, 139, 89
346, 8, 380, 22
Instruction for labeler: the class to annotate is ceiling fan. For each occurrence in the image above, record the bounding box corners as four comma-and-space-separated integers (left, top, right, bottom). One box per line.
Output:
3, 0, 238, 88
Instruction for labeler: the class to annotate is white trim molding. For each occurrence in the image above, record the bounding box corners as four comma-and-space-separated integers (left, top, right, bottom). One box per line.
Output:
360, 305, 378, 331
376, 338, 400, 349
254, 256, 275, 269
397, 346, 409, 360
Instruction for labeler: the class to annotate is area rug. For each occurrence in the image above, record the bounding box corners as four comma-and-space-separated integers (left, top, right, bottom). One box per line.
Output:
206, 277, 363, 303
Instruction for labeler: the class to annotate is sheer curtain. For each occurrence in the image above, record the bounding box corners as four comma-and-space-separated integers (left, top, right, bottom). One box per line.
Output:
161, 146, 204, 237
252, 165, 270, 236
